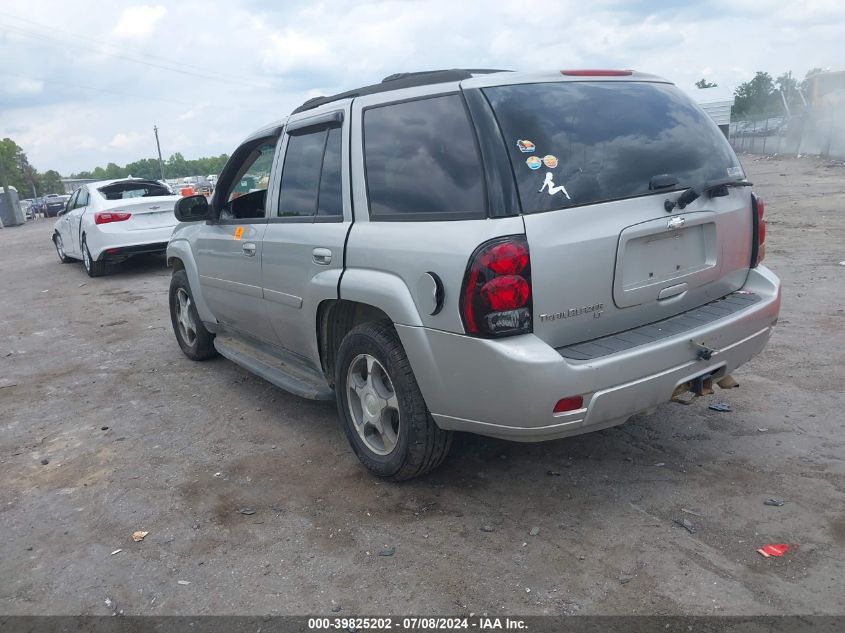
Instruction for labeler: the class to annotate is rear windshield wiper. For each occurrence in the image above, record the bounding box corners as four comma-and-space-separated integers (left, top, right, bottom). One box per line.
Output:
664, 177, 752, 213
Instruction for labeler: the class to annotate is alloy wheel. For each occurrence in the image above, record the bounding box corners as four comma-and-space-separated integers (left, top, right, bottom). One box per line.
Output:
346, 354, 401, 456
175, 288, 198, 347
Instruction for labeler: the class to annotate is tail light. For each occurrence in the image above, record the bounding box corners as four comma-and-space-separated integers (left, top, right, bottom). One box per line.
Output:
95, 211, 132, 225
460, 236, 532, 337
751, 194, 765, 266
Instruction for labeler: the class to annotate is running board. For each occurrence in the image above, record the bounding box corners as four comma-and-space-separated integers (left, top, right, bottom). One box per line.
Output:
213, 335, 334, 400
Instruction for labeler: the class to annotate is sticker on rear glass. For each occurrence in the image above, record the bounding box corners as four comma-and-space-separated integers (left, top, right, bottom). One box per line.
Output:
517, 139, 536, 153
234, 226, 244, 240
538, 172, 571, 199
542, 155, 558, 169
526, 156, 542, 170
727, 166, 744, 178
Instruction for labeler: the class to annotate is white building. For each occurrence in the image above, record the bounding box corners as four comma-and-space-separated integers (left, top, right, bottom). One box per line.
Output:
685, 85, 735, 136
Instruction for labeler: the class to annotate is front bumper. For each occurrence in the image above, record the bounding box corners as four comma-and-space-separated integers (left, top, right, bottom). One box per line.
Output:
397, 266, 781, 442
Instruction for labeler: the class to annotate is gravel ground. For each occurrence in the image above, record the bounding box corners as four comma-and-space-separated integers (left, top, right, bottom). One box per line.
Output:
1, 155, 843, 616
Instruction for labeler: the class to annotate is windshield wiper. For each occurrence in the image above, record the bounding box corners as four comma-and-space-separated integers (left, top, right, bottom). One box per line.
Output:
664, 177, 752, 213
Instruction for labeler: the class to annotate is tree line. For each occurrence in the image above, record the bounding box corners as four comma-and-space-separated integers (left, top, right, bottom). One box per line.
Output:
0, 138, 63, 197
71, 152, 230, 182
1, 137, 231, 198
696, 68, 827, 119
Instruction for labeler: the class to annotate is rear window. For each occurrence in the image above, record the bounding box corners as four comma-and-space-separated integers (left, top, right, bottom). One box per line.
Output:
98, 181, 171, 200
363, 94, 485, 220
484, 81, 743, 213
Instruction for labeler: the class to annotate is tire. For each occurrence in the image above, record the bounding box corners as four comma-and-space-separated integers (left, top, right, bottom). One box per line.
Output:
81, 235, 106, 277
169, 270, 218, 361
53, 232, 73, 263
335, 321, 452, 481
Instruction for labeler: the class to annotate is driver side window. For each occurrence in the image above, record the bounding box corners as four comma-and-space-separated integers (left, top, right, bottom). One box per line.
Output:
220, 141, 278, 220
65, 190, 79, 213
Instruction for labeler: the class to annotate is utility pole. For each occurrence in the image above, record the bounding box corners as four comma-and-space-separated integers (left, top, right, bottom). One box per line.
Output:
153, 125, 165, 181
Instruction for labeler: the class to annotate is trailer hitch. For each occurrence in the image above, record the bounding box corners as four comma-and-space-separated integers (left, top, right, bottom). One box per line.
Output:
690, 339, 717, 361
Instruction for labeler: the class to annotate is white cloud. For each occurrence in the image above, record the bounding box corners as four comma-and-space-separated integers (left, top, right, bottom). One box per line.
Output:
109, 132, 145, 150
0, 76, 43, 96
111, 5, 168, 40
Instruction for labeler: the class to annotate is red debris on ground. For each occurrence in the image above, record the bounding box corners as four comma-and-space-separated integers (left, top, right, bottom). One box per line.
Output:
757, 543, 790, 558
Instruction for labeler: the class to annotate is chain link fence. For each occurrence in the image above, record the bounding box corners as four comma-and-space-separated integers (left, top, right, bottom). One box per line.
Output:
729, 107, 845, 159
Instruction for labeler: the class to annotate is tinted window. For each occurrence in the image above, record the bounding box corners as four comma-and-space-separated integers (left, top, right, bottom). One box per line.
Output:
364, 94, 485, 218
484, 82, 743, 213
278, 130, 326, 217
317, 127, 342, 217
77, 188, 89, 207
99, 181, 171, 200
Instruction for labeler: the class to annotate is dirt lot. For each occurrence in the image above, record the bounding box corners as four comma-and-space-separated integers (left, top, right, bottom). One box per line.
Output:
1, 155, 844, 616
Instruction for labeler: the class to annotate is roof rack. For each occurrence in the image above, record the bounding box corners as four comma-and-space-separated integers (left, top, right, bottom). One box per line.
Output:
291, 68, 511, 114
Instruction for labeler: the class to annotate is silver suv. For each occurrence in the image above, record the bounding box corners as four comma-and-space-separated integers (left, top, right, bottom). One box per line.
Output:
167, 69, 781, 480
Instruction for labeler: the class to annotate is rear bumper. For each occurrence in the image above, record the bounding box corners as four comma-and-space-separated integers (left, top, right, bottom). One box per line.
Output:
397, 266, 781, 442
87, 225, 177, 261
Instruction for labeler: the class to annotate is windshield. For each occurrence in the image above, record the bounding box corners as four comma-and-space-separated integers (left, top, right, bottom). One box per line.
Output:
483, 81, 743, 213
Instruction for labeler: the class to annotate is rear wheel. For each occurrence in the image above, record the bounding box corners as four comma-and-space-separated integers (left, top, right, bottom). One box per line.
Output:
81, 235, 106, 277
335, 321, 452, 481
169, 270, 217, 361
53, 233, 73, 263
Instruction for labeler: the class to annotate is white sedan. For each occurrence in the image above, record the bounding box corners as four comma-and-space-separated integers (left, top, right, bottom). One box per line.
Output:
52, 178, 182, 277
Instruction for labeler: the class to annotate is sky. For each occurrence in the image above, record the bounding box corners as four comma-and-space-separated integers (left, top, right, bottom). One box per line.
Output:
0, 0, 843, 175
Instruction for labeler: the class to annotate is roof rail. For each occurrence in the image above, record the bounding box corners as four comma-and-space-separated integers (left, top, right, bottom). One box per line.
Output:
291, 68, 511, 115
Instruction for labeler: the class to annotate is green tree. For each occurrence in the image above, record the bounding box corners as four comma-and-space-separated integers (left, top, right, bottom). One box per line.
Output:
104, 162, 125, 179
775, 71, 801, 109
167, 152, 187, 176
38, 170, 63, 195
0, 138, 32, 194
124, 158, 161, 180
71, 152, 230, 181
695, 78, 717, 88
733, 71, 778, 117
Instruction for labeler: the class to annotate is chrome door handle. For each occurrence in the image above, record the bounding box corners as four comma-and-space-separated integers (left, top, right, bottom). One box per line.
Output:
312, 248, 332, 265
242, 242, 256, 256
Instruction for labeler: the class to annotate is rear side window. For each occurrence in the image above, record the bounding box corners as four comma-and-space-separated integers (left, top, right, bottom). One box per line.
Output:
278, 131, 327, 217
484, 82, 744, 213
277, 124, 344, 219
317, 127, 343, 217
364, 94, 485, 220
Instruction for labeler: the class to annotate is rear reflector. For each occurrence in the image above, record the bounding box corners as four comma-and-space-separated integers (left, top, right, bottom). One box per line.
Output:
95, 211, 132, 225
751, 193, 766, 266
553, 395, 584, 413
560, 69, 633, 76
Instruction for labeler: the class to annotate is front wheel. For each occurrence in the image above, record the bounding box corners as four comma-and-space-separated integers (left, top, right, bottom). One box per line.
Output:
81, 235, 106, 277
169, 270, 217, 361
53, 232, 73, 263
335, 321, 452, 481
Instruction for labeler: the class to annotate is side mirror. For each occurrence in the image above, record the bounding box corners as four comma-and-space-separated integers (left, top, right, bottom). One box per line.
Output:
174, 195, 211, 222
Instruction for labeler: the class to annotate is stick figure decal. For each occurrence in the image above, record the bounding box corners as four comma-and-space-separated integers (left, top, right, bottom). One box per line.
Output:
538, 172, 571, 199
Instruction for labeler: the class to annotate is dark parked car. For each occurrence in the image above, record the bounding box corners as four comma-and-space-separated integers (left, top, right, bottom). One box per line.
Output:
43, 194, 70, 217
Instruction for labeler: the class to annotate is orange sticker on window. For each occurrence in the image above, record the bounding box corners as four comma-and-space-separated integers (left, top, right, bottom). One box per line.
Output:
234, 226, 244, 240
